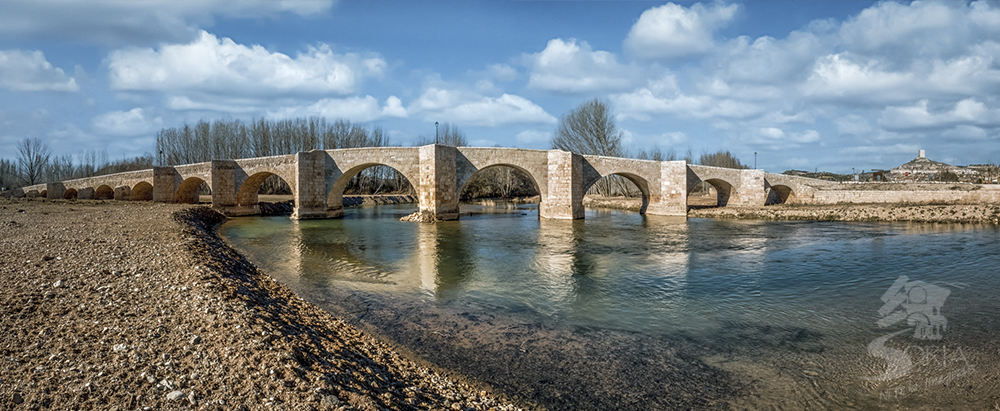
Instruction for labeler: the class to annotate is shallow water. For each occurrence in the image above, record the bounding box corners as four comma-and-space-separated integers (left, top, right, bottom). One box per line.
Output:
221, 204, 1000, 410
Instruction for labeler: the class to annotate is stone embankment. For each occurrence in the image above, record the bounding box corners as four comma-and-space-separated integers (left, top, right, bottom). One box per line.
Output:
0, 198, 520, 411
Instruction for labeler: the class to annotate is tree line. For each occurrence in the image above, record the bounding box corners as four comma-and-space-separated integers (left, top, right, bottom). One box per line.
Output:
0, 137, 154, 192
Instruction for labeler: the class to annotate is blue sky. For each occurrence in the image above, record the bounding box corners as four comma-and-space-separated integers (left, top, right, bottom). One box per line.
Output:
1, 1, 998, 173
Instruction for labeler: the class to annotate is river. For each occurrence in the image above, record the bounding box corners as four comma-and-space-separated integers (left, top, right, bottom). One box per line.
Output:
220, 203, 1000, 410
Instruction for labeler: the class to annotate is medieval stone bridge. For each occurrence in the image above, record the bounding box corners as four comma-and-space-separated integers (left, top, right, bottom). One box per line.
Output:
20, 145, 835, 220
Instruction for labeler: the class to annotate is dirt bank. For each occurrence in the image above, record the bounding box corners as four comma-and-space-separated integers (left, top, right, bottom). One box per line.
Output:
0, 198, 520, 411
689, 203, 1000, 224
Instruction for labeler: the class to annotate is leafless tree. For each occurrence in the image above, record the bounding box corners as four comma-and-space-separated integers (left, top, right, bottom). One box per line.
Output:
16, 137, 51, 185
0, 158, 16, 190
552, 99, 624, 158
552, 99, 633, 197
699, 150, 748, 169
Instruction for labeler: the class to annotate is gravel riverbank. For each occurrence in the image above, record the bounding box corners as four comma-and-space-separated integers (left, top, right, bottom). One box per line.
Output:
583, 195, 999, 224
0, 198, 521, 411
689, 203, 1000, 224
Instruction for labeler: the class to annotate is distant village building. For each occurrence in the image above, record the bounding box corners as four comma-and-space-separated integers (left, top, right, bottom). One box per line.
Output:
889, 150, 983, 182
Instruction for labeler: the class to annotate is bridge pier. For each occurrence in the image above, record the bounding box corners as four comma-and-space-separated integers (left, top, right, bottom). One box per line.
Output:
113, 186, 131, 201
417, 145, 460, 220
209, 160, 245, 216
732, 169, 766, 207
540, 150, 584, 219
646, 160, 688, 216
153, 167, 178, 203
45, 182, 66, 200
292, 151, 330, 220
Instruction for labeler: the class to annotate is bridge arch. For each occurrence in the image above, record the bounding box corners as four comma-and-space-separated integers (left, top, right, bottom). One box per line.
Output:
237, 172, 292, 208
64, 188, 78, 200
176, 177, 210, 204
458, 163, 542, 200
694, 178, 734, 207
327, 163, 417, 215
765, 184, 794, 205
131, 181, 153, 201
582, 172, 651, 214
95, 185, 114, 200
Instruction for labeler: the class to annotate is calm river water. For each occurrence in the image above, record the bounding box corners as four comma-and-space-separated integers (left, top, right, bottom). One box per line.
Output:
220, 204, 1000, 410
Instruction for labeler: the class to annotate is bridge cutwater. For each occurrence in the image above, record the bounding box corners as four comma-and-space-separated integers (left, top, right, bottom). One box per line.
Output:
18, 145, 832, 220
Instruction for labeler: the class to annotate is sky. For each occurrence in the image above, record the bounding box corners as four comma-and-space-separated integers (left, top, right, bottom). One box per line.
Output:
1, 0, 998, 174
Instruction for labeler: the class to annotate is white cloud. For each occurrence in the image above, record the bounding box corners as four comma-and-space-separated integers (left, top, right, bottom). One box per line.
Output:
840, 143, 919, 155
381, 96, 408, 118
108, 31, 385, 98
835, 114, 872, 136
879, 99, 1000, 131
748, 127, 819, 146
265, 95, 410, 121
411, 88, 556, 127
487, 64, 518, 83
92, 108, 163, 136
801, 53, 913, 103
710, 31, 824, 86
837, 1, 1000, 64
266, 96, 387, 122
624, 2, 738, 60
0, 49, 79, 92
659, 131, 687, 145
0, 1, 333, 46
525, 38, 637, 94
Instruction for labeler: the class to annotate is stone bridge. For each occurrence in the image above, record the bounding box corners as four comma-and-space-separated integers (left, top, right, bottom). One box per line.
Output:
19, 145, 833, 220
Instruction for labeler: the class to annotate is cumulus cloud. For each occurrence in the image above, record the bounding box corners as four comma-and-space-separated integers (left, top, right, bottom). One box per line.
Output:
0, 1, 332, 46
266, 96, 387, 122
879, 99, 1000, 131
525, 38, 638, 94
92, 108, 163, 136
838, 1, 1000, 64
624, 2, 738, 60
840, 143, 919, 155
0, 49, 79, 92
410, 88, 556, 127
108, 31, 385, 99
382, 96, 408, 118
262, 96, 409, 122
710, 31, 823, 86
801, 53, 914, 103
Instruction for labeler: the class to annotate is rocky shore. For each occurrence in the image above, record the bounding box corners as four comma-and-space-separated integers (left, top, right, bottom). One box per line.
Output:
0, 198, 521, 411
582, 195, 999, 224
689, 203, 1000, 224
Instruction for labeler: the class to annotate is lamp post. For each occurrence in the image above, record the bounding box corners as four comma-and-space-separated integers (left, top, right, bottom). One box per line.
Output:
754, 152, 757, 170
435, 122, 439, 145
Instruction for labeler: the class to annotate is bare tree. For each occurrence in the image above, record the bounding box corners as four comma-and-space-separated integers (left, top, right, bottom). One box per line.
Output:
438, 123, 468, 146
16, 138, 51, 185
699, 150, 748, 169
552, 99, 623, 157
552, 99, 628, 196
0, 158, 15, 190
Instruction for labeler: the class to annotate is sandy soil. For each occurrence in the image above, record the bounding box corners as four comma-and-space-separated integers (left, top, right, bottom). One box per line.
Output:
0, 198, 520, 411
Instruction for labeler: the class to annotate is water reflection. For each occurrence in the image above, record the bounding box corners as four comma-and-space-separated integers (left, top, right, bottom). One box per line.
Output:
220, 207, 1000, 410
